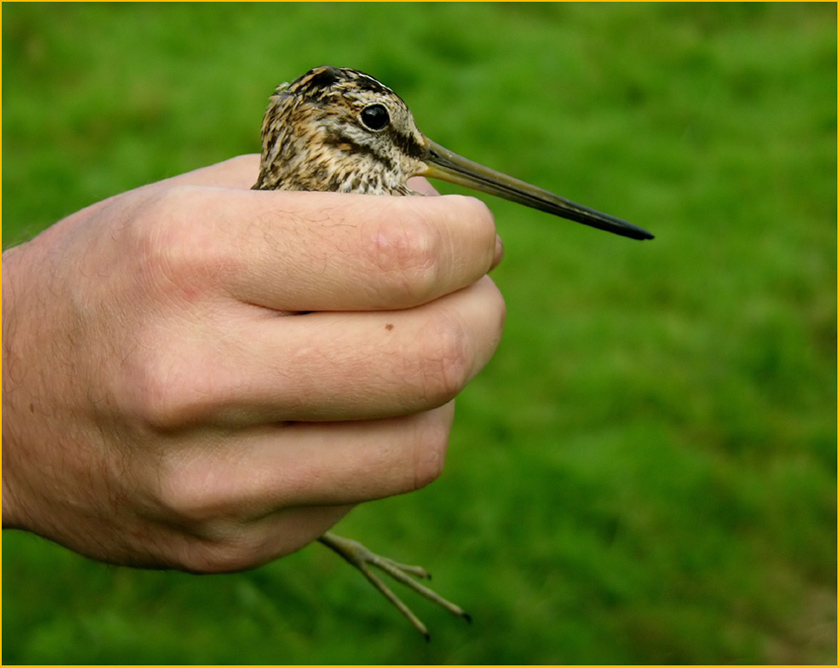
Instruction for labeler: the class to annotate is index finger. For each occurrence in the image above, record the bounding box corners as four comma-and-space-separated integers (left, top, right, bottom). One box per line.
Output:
165, 185, 499, 312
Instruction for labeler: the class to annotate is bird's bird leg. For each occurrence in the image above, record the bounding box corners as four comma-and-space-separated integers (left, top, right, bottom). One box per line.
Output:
318, 532, 471, 639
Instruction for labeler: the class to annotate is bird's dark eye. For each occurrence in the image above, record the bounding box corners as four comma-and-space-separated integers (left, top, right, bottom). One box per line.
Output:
360, 104, 390, 131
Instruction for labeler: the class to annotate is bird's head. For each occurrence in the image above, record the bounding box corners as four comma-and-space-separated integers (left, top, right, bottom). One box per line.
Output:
256, 66, 428, 196
255, 66, 654, 241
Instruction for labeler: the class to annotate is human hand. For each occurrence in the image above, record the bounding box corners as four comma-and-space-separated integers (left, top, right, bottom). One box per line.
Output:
2, 155, 505, 573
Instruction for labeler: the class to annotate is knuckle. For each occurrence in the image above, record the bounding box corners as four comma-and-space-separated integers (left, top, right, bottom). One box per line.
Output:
119, 343, 215, 431
152, 456, 271, 574
131, 186, 238, 293
416, 311, 472, 406
410, 414, 450, 490
133, 187, 197, 267
157, 462, 220, 527
367, 210, 443, 303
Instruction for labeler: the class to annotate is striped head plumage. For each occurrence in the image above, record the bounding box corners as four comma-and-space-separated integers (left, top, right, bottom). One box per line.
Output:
254, 66, 654, 241
255, 66, 426, 195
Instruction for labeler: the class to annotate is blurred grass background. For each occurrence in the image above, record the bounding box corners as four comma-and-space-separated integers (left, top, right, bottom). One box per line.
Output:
2, 2, 836, 664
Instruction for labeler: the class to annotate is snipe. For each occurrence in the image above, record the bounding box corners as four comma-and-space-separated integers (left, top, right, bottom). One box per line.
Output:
254, 65, 653, 639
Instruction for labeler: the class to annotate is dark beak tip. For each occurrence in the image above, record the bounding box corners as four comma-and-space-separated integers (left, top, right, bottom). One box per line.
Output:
423, 139, 656, 242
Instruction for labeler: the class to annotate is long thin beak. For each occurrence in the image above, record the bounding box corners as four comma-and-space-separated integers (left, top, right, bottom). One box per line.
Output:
419, 139, 653, 241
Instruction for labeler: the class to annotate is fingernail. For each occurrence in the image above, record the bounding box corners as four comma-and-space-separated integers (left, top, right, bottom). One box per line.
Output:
490, 235, 504, 270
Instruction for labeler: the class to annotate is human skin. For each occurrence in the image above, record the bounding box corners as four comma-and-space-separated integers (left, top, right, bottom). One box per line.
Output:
1, 154, 505, 574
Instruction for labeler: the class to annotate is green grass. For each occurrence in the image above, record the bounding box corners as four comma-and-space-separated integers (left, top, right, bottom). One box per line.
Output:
2, 2, 836, 664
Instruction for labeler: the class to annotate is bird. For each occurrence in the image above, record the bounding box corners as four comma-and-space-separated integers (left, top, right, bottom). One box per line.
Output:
253, 65, 654, 639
